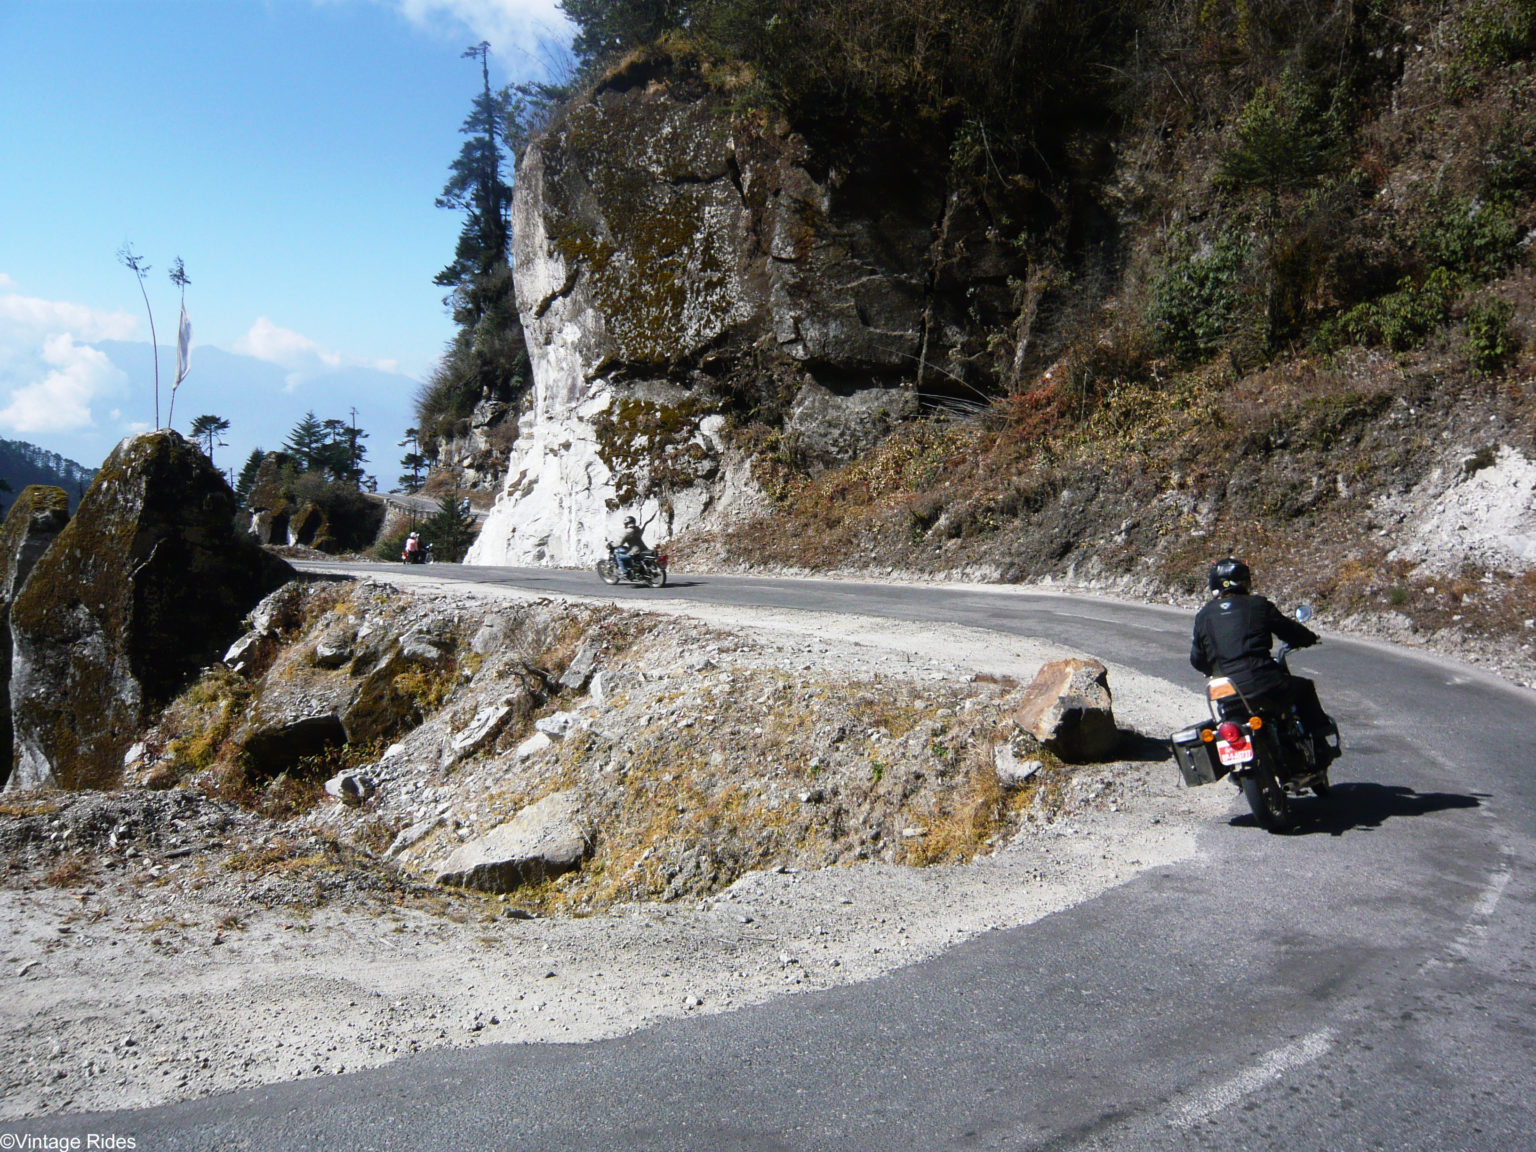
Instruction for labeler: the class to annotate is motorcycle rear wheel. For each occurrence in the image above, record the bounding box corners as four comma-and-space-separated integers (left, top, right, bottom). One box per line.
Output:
1241, 773, 1293, 833
597, 560, 620, 586
647, 564, 667, 588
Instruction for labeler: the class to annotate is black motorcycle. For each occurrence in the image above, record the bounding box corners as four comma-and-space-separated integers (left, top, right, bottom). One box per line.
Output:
1171, 606, 1341, 833
596, 542, 668, 588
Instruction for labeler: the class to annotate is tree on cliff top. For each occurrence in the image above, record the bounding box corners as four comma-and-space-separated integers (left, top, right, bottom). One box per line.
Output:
560, 0, 693, 66
421, 42, 536, 456
436, 42, 513, 337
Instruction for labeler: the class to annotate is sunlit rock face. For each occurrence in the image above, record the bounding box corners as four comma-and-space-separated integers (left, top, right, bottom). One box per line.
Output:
8, 431, 293, 791
0, 485, 71, 788
467, 59, 933, 567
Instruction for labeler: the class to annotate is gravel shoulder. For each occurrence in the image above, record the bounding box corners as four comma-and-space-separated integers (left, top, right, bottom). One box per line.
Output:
1, 574, 1230, 1120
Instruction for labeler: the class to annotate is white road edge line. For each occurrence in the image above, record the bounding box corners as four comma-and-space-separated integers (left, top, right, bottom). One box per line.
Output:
1166, 1029, 1336, 1129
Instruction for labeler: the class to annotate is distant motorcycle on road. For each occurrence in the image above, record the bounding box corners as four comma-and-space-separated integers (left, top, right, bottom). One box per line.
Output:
597, 541, 668, 588
1171, 605, 1341, 832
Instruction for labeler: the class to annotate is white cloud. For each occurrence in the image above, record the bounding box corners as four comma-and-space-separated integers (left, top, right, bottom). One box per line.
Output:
389, 0, 574, 78
0, 291, 138, 343
0, 278, 138, 437
0, 333, 127, 434
235, 316, 344, 370
233, 317, 402, 389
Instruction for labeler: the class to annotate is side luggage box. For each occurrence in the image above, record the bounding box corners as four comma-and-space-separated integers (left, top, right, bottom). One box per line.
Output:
1170, 724, 1225, 786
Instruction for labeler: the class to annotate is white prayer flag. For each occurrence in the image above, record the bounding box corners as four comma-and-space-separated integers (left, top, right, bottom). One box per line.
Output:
175, 304, 192, 385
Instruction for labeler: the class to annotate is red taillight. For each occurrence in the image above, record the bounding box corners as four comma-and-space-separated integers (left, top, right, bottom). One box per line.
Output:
1217, 721, 1244, 743
658, 554, 669, 567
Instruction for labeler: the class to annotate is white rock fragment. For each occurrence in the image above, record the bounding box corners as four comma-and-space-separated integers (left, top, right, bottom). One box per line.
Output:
994, 745, 1042, 787
222, 633, 262, 675
515, 732, 554, 760
450, 703, 514, 760
384, 816, 443, 859
534, 712, 586, 739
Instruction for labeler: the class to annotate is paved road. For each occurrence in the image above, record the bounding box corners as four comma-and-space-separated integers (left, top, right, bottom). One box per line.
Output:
11, 565, 1535, 1151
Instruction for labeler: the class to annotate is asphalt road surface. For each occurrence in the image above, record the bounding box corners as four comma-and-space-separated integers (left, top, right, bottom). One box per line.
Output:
11, 564, 1534, 1151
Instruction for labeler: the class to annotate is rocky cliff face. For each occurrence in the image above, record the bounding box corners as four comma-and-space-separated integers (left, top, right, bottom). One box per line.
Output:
8, 431, 293, 791
469, 59, 1016, 566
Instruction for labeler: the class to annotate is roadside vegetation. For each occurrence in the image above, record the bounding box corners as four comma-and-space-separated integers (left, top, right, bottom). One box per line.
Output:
535, 0, 1535, 653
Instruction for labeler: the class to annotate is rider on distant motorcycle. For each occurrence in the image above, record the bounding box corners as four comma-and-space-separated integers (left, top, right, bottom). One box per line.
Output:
613, 515, 652, 579
1191, 558, 1333, 763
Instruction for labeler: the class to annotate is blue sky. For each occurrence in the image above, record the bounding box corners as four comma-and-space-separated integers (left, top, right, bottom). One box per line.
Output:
0, 0, 571, 483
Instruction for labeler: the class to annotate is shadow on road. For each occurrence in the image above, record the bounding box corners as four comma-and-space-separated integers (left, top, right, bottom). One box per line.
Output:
1119, 731, 1173, 761
1230, 782, 1483, 836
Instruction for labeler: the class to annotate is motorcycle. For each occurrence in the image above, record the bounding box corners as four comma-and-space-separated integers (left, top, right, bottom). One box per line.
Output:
596, 541, 668, 588
1170, 606, 1341, 833
402, 541, 433, 565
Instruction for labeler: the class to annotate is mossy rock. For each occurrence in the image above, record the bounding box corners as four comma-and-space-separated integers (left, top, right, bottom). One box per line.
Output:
0, 486, 71, 788
288, 502, 328, 549
9, 431, 294, 791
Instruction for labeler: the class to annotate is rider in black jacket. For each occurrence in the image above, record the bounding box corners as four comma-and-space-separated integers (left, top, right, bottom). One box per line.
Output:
1191, 559, 1316, 695
1192, 558, 1333, 760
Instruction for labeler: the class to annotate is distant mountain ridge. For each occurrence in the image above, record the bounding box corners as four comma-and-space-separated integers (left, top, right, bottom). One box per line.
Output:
0, 439, 96, 511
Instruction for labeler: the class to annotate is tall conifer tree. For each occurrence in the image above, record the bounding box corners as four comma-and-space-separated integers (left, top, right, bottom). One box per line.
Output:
421, 42, 534, 453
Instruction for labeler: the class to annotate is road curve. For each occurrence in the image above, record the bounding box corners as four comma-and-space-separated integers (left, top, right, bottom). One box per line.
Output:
12, 564, 1536, 1151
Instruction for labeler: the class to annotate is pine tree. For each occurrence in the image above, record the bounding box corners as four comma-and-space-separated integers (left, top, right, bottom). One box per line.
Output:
436, 42, 514, 340
236, 448, 264, 505
420, 43, 538, 454
188, 414, 230, 464
424, 474, 478, 562
397, 427, 427, 494
283, 411, 327, 473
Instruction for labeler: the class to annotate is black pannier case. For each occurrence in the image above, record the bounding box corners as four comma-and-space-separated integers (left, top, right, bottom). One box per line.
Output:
1170, 724, 1224, 786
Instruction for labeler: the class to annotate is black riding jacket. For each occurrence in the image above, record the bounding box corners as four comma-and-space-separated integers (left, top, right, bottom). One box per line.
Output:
1191, 592, 1317, 697
618, 525, 649, 554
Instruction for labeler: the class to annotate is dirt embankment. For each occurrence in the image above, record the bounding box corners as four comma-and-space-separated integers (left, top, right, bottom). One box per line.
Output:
0, 576, 1224, 1120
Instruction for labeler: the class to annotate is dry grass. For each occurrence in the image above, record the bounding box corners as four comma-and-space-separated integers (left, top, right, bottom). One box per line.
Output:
44, 855, 90, 888
222, 837, 331, 877
0, 798, 61, 819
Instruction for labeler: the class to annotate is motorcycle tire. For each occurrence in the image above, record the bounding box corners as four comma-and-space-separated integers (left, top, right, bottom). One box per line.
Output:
1241, 773, 1293, 833
646, 564, 667, 589
597, 560, 620, 586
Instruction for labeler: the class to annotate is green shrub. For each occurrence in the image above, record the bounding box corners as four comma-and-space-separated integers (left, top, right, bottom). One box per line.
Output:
1151, 232, 1253, 362
1466, 297, 1518, 373
1417, 199, 1521, 280
1459, 0, 1536, 68
1320, 267, 1462, 352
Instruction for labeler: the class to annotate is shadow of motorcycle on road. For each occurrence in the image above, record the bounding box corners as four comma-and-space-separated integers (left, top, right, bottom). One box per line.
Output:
1230, 781, 1482, 836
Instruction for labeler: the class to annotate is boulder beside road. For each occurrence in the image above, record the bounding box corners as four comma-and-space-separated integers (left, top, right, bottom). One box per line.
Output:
8, 431, 293, 791
1014, 657, 1119, 763
435, 791, 589, 893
